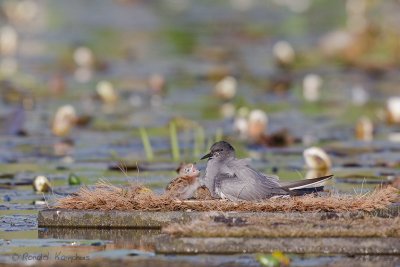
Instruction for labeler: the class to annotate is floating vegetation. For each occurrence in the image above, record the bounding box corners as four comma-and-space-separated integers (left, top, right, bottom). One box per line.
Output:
96, 80, 118, 105
33, 175, 51, 193
248, 109, 268, 141
386, 97, 400, 124
165, 28, 197, 54
52, 105, 77, 137
273, 40, 295, 68
303, 147, 332, 170
257, 251, 290, 267
68, 173, 81, 186
214, 76, 237, 101
302, 73, 322, 102
355, 116, 373, 141
148, 73, 166, 95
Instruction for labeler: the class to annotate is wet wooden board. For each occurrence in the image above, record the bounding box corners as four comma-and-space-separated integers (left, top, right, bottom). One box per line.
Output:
155, 236, 400, 255
38, 204, 400, 228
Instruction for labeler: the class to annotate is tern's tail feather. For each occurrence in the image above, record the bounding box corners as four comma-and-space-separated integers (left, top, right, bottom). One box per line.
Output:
279, 174, 333, 191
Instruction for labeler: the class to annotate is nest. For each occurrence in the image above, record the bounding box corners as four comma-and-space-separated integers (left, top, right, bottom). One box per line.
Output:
55, 180, 399, 213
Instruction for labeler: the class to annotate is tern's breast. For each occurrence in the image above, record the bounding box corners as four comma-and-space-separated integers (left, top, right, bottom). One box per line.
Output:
203, 159, 223, 197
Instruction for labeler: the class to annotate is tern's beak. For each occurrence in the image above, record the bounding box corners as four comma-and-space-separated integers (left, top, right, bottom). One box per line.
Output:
200, 152, 212, 160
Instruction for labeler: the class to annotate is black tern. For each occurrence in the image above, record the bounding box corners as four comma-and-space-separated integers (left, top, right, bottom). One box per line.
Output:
201, 141, 333, 201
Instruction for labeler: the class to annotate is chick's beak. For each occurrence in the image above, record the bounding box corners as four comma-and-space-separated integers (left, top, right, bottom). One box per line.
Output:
200, 152, 212, 160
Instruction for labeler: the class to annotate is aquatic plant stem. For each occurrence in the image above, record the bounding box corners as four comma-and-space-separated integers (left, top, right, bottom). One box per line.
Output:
139, 127, 154, 161
169, 122, 180, 161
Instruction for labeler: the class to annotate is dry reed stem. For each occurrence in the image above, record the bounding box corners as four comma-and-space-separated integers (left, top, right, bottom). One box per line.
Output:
55, 180, 399, 212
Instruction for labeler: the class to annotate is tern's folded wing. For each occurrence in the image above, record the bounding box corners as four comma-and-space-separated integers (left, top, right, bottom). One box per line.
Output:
218, 163, 287, 201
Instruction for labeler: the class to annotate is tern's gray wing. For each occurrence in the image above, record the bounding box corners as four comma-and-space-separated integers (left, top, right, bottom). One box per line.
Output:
225, 158, 280, 181
217, 160, 287, 201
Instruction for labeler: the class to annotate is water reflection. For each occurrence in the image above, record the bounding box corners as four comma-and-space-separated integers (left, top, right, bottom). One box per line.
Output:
39, 228, 160, 251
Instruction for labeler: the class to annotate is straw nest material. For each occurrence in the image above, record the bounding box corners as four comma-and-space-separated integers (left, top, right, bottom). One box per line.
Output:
55, 180, 399, 212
